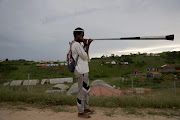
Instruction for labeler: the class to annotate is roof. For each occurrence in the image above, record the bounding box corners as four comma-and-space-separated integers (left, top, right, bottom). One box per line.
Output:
52, 84, 69, 91
67, 83, 78, 94
149, 72, 161, 74
50, 77, 73, 84
90, 84, 121, 97
10, 80, 23, 86
41, 79, 50, 84
23, 80, 39, 85
90, 80, 113, 88
3, 82, 10, 86
132, 69, 141, 72
161, 65, 175, 68
121, 88, 151, 95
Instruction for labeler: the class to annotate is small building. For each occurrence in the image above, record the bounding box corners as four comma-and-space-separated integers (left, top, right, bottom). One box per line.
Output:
90, 84, 121, 97
3, 82, 11, 86
0, 60, 5, 62
49, 61, 54, 64
10, 80, 23, 86
145, 68, 157, 71
67, 83, 78, 95
23, 79, 39, 85
45, 84, 69, 93
60, 63, 65, 66
50, 77, 73, 84
120, 62, 128, 65
146, 72, 162, 78
90, 80, 113, 88
105, 61, 110, 64
161, 65, 176, 71
131, 69, 141, 75
41, 79, 50, 84
111, 61, 116, 65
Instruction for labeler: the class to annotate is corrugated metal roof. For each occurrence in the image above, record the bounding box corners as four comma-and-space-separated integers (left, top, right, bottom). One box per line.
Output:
10, 80, 23, 86
52, 84, 69, 91
3, 82, 10, 86
50, 78, 73, 84
41, 79, 50, 84
67, 83, 78, 95
132, 69, 141, 72
161, 65, 175, 68
149, 72, 161, 74
23, 80, 39, 85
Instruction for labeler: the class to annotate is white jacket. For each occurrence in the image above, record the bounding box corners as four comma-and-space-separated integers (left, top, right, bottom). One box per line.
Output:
71, 41, 89, 74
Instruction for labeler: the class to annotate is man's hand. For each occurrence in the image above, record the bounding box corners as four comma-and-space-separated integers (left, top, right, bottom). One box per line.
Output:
83, 39, 88, 46
83, 39, 93, 54
87, 39, 93, 45
83, 39, 93, 46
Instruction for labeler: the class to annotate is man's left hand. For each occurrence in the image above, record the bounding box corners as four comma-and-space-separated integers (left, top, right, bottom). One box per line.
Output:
87, 39, 93, 45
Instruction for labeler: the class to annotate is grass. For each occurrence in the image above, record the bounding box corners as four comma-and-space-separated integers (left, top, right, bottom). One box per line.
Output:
104, 108, 116, 117
52, 106, 69, 113
0, 85, 179, 109
147, 111, 180, 117
16, 106, 28, 111
1, 52, 179, 82
123, 107, 143, 116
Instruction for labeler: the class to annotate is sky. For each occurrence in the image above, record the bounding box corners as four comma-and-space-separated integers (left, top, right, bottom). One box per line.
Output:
0, 0, 180, 61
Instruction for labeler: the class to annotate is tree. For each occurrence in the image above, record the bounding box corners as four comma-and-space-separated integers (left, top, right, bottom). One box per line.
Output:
111, 54, 115, 58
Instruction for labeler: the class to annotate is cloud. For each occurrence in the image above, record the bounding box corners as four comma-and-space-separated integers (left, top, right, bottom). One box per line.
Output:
0, 0, 179, 61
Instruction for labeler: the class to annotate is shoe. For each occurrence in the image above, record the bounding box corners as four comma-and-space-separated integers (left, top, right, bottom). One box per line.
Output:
84, 109, 95, 114
78, 112, 91, 118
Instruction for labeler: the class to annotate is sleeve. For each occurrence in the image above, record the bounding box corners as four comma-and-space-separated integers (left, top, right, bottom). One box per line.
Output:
73, 42, 88, 61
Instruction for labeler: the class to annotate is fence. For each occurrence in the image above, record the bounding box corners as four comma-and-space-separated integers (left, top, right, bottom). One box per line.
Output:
0, 73, 179, 98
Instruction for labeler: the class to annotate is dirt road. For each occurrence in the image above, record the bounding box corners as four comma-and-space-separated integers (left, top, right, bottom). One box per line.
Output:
0, 104, 179, 120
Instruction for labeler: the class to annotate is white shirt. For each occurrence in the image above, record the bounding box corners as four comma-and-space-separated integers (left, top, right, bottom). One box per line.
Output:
71, 41, 89, 74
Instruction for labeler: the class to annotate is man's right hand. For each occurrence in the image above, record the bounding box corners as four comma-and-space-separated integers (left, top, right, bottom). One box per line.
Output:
83, 39, 88, 46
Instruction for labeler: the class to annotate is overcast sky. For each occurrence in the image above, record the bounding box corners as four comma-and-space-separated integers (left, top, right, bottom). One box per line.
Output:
0, 0, 179, 61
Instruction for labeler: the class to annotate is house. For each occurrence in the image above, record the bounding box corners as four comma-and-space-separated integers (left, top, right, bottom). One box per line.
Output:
10, 80, 23, 86
120, 62, 128, 65
111, 61, 116, 65
105, 61, 111, 64
60, 63, 65, 66
161, 65, 176, 71
49, 61, 54, 64
145, 68, 157, 71
23, 79, 39, 85
131, 69, 141, 75
40, 61, 47, 64
146, 72, 162, 78
0, 60, 5, 62
50, 77, 73, 84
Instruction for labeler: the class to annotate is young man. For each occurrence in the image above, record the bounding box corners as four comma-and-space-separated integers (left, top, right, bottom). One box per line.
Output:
71, 27, 94, 118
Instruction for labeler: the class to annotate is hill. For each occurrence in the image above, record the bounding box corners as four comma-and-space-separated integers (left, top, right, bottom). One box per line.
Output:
0, 51, 180, 84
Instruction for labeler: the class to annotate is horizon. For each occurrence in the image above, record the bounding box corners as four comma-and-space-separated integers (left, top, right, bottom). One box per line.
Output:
1, 50, 179, 62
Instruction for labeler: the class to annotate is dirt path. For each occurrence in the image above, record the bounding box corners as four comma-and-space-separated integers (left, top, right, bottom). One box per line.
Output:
0, 104, 179, 120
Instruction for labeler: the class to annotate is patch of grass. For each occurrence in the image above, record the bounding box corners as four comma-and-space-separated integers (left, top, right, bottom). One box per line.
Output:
169, 112, 180, 117
52, 106, 69, 113
147, 111, 180, 117
123, 107, 143, 116
104, 108, 116, 117
16, 106, 28, 111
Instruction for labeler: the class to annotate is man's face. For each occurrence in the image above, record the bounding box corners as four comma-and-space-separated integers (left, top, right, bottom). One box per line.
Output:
76, 32, 84, 42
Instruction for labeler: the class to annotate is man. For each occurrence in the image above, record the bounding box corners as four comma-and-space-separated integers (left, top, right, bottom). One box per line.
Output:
71, 27, 94, 118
